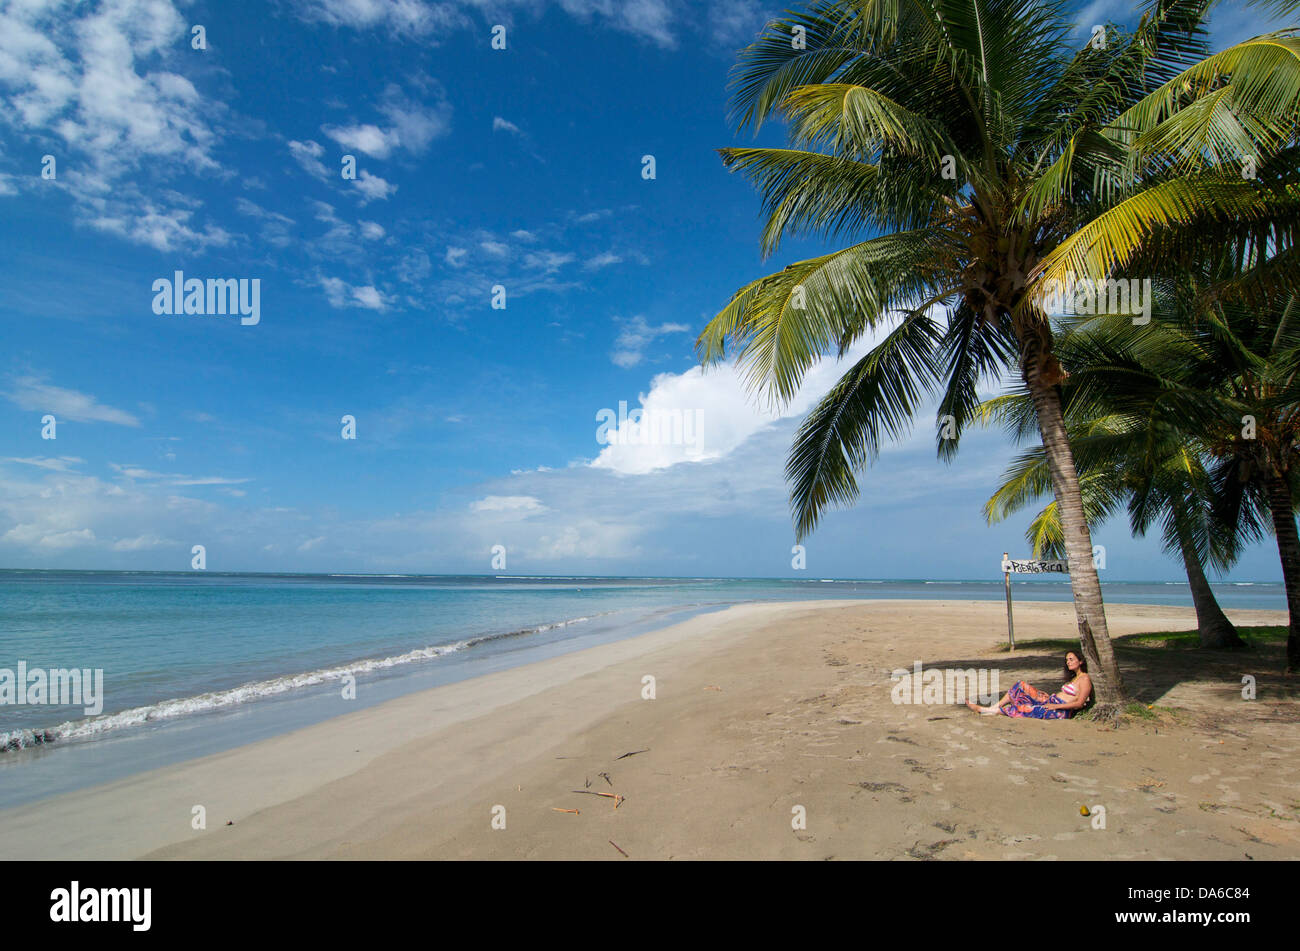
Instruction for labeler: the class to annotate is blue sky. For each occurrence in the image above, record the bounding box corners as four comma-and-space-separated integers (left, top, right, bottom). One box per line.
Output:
0, 0, 1292, 581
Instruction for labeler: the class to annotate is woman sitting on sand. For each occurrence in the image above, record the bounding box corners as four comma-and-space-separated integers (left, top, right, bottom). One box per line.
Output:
966, 651, 1092, 719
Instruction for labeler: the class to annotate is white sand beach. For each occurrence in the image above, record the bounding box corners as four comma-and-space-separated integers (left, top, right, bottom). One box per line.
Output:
1, 599, 1295, 860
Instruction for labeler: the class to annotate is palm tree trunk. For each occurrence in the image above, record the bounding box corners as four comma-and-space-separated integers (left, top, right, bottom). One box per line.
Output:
1264, 473, 1300, 673
1024, 353, 1128, 710
1177, 536, 1244, 649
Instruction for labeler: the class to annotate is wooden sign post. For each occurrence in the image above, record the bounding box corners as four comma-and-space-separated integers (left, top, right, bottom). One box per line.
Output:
1000, 555, 1070, 653
1002, 552, 1014, 651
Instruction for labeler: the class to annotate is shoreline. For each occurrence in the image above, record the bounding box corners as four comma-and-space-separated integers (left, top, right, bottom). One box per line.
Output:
0, 599, 1295, 860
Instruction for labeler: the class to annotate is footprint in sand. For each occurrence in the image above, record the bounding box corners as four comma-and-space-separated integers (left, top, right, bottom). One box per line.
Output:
1215, 778, 1245, 803
1002, 833, 1040, 846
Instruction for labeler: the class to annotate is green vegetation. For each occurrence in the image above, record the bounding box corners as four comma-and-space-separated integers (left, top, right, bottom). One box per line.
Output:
702, 0, 1300, 705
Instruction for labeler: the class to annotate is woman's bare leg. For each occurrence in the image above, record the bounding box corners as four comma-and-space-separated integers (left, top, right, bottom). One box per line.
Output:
967, 686, 1016, 715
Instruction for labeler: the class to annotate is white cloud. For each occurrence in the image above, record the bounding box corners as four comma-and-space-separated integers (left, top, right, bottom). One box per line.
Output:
4, 377, 140, 426
492, 116, 523, 135
584, 250, 622, 271
0, 463, 221, 562
323, 85, 451, 158
709, 0, 775, 47
592, 334, 880, 474
112, 534, 171, 551
289, 139, 330, 180
0, 0, 230, 250
110, 463, 253, 487
522, 250, 575, 273
556, 0, 676, 47
353, 169, 395, 201
2, 525, 96, 550
110, 464, 168, 480
609, 315, 689, 368
469, 495, 548, 515
3, 456, 84, 472
445, 246, 468, 267
236, 198, 294, 224
88, 201, 232, 253
359, 220, 386, 240
296, 0, 676, 47
320, 276, 388, 309
171, 476, 255, 486
350, 285, 387, 309
1073, 0, 1131, 33
295, 0, 469, 37
325, 122, 395, 158
0, 2, 218, 170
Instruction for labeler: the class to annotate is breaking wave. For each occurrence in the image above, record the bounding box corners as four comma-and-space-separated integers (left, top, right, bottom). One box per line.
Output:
0, 613, 607, 753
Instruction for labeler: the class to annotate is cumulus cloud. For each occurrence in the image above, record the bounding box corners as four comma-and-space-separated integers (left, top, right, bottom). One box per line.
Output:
0, 0, 230, 250
88, 201, 232, 253
353, 169, 396, 201
322, 84, 451, 158
592, 335, 881, 474
320, 275, 388, 309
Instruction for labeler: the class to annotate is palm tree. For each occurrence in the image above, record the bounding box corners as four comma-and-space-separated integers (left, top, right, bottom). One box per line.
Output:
1045, 275, 1300, 670
696, 0, 1299, 712
980, 391, 1251, 649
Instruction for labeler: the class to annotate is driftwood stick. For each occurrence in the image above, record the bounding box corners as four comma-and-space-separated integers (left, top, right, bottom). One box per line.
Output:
570, 790, 625, 807
617, 749, 650, 760
609, 840, 629, 857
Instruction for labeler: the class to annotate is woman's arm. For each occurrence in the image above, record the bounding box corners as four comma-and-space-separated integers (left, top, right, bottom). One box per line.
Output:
1048, 675, 1092, 710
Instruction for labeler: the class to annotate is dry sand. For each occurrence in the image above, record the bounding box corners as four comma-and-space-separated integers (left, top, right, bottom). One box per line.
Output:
1, 599, 1296, 860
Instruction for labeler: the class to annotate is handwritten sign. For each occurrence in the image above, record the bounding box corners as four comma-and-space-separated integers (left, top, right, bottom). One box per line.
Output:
1001, 558, 1068, 574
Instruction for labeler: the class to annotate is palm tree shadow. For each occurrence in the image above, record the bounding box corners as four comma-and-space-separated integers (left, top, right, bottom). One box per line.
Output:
922, 640, 1294, 709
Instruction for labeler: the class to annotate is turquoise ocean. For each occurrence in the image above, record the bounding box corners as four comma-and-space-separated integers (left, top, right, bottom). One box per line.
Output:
0, 570, 1285, 807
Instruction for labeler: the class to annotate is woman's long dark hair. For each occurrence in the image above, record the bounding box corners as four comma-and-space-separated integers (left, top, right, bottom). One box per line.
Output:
1063, 650, 1088, 682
